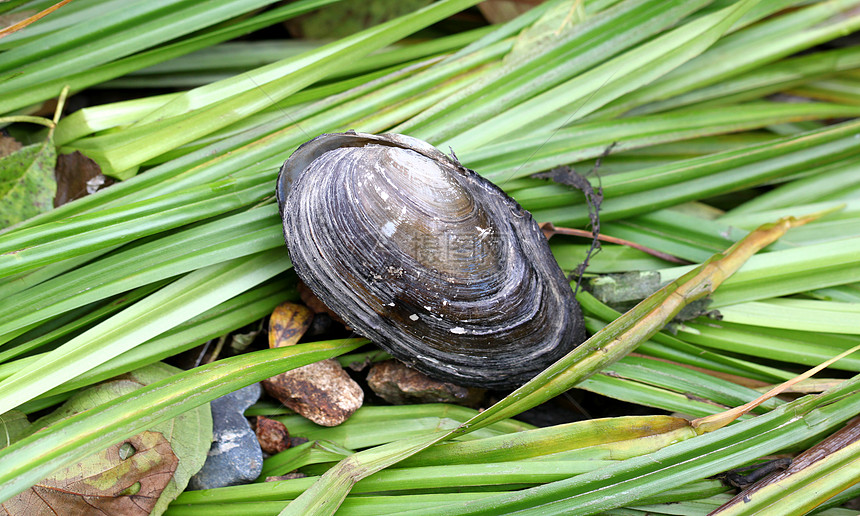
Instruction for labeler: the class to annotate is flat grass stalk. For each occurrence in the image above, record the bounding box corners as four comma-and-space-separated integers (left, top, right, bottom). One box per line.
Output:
64, 0, 483, 177
399, 0, 711, 142
599, 0, 860, 118
0, 249, 292, 414
655, 46, 860, 112
0, 0, 337, 115
470, 102, 860, 182
0, 176, 272, 278
678, 321, 860, 371
0, 207, 282, 341
32, 279, 300, 397
446, 0, 758, 151
401, 375, 860, 515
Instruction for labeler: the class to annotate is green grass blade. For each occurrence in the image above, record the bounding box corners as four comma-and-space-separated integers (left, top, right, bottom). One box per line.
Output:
678, 320, 860, 371
400, 376, 860, 515
0, 248, 291, 414
46, 280, 298, 396
712, 423, 860, 514
530, 120, 860, 226
0, 0, 342, 115
0, 175, 271, 278
470, 101, 860, 183
631, 45, 860, 114
67, 0, 483, 176
718, 299, 860, 334
0, 0, 287, 92
601, 0, 860, 118
445, 0, 758, 151
400, 0, 711, 143
0, 280, 169, 363
0, 207, 281, 341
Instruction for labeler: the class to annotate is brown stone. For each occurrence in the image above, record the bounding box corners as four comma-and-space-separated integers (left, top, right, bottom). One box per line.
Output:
263, 359, 363, 427
367, 360, 485, 406
255, 416, 290, 455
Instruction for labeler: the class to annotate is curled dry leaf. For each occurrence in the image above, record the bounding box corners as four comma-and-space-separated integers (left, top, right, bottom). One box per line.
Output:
263, 302, 363, 427
367, 360, 485, 407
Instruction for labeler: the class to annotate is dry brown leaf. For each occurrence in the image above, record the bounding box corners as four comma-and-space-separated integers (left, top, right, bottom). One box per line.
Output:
269, 302, 313, 348
0, 364, 210, 516
1, 431, 177, 516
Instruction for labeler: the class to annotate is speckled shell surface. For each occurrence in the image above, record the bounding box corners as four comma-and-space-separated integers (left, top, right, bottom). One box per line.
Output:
277, 132, 585, 388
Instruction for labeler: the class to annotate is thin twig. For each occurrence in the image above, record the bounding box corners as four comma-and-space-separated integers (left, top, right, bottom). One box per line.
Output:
0, 0, 75, 39
540, 222, 692, 264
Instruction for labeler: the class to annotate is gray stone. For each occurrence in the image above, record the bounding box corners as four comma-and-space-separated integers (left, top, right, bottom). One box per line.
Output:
188, 383, 263, 490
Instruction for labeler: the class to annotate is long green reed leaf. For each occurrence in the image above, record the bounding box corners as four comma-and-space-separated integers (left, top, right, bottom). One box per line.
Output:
0, 249, 290, 414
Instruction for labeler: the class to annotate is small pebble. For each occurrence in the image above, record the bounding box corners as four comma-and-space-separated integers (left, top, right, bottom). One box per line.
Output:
263, 359, 363, 426
367, 360, 485, 406
256, 415, 289, 455
188, 383, 263, 490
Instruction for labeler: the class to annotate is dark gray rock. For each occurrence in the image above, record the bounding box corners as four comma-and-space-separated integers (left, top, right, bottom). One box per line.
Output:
188, 383, 263, 490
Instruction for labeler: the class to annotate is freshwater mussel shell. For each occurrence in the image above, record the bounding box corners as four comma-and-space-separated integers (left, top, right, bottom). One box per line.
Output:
277, 132, 585, 388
